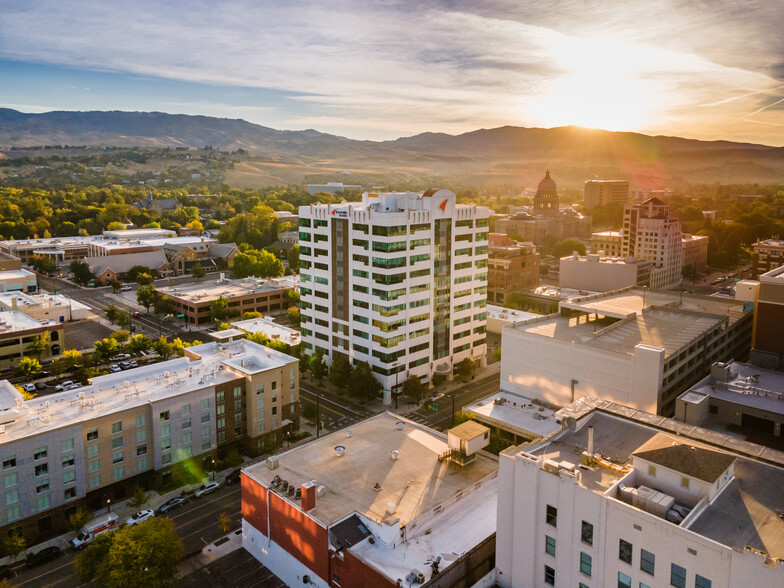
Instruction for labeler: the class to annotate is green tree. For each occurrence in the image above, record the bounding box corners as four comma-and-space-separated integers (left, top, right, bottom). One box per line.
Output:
128, 486, 148, 508
74, 517, 184, 588
242, 311, 262, 320
109, 279, 122, 294
106, 221, 126, 231
287, 244, 300, 273
328, 354, 353, 391
552, 238, 587, 259
218, 512, 231, 534
94, 337, 120, 359
66, 506, 94, 533
348, 361, 381, 401
135, 272, 154, 286
15, 357, 41, 379
191, 262, 206, 281
402, 375, 425, 404
70, 260, 94, 286
210, 296, 230, 322
61, 349, 83, 371
170, 338, 186, 358
30, 255, 58, 275
111, 329, 131, 343
153, 336, 174, 360
2, 530, 27, 563
456, 358, 475, 382
117, 312, 131, 330
27, 331, 50, 358
127, 265, 153, 282
286, 306, 300, 327
105, 304, 120, 324
154, 295, 175, 316
136, 285, 156, 312
230, 248, 284, 279
309, 352, 327, 383
127, 335, 152, 356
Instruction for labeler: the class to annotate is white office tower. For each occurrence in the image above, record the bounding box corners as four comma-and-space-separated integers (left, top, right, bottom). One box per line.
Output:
299, 189, 489, 402
621, 198, 682, 289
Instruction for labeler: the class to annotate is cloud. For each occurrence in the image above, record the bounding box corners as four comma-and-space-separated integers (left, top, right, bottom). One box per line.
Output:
1, 0, 783, 143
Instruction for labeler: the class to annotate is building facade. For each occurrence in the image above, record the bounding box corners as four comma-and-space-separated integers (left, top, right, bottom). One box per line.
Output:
559, 254, 651, 291
755, 265, 784, 369
622, 198, 683, 289
0, 310, 63, 368
681, 234, 709, 276
752, 239, 784, 279
298, 189, 489, 398
590, 231, 623, 257
488, 234, 540, 304
583, 180, 630, 209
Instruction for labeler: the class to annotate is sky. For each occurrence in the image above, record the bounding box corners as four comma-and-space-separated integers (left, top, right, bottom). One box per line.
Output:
1, 0, 783, 144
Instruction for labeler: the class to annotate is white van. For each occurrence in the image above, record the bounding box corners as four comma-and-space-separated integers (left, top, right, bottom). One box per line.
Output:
71, 512, 119, 549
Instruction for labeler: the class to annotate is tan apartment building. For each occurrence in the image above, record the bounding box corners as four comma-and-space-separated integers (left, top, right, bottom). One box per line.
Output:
752, 238, 784, 278
488, 233, 539, 304
0, 310, 63, 367
583, 179, 630, 209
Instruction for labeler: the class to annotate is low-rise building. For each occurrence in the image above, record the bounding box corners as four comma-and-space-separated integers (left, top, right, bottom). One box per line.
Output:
500, 287, 753, 416
0, 292, 89, 322
157, 275, 297, 327
0, 268, 37, 293
463, 391, 561, 445
241, 413, 499, 588
488, 234, 540, 304
0, 339, 299, 539
486, 305, 541, 335
163, 241, 238, 276
0, 310, 63, 367
231, 317, 300, 347
752, 238, 784, 278
84, 250, 172, 284
590, 230, 623, 257
559, 254, 652, 291
0, 252, 22, 272
496, 398, 784, 588
306, 182, 363, 195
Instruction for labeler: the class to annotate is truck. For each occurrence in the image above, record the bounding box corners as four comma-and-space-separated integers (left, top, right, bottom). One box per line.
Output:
71, 513, 119, 549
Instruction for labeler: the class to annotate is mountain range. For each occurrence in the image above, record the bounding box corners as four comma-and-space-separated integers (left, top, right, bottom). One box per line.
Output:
1, 108, 783, 188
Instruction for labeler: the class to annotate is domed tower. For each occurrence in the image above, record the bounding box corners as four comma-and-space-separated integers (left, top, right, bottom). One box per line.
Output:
534, 170, 558, 216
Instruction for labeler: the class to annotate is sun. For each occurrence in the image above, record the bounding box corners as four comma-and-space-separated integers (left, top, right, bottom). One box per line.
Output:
530, 37, 661, 131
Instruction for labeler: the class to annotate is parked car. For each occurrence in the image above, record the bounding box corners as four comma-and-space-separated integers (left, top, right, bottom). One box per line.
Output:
120, 360, 138, 370
132, 311, 141, 317
224, 469, 242, 486
71, 513, 119, 550
34, 382, 47, 390
64, 383, 82, 391
112, 353, 131, 362
54, 380, 74, 392
125, 509, 155, 526
157, 497, 186, 514
120, 285, 133, 292
108, 364, 122, 373
194, 481, 220, 498
22, 383, 36, 393
25, 546, 61, 568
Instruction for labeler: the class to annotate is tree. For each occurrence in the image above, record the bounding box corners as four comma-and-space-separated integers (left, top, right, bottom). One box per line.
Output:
106, 221, 126, 231
30, 255, 58, 275
129, 486, 148, 508
15, 357, 41, 379
127, 265, 153, 282
242, 311, 262, 320
287, 244, 300, 273
2, 530, 26, 563
218, 512, 231, 534
27, 331, 50, 358
402, 375, 426, 404
154, 295, 175, 316
136, 285, 156, 312
117, 312, 131, 330
456, 358, 475, 382
66, 506, 94, 532
552, 238, 587, 259
309, 352, 327, 383
191, 262, 206, 281
61, 349, 83, 371
94, 338, 120, 360
153, 336, 174, 360
348, 361, 381, 401
135, 272, 154, 286
111, 329, 130, 343
127, 335, 152, 356
286, 306, 300, 327
105, 304, 120, 324
328, 354, 353, 391
230, 248, 284, 279
109, 279, 122, 293
171, 338, 186, 358
70, 260, 94, 286
74, 517, 183, 588
210, 296, 230, 322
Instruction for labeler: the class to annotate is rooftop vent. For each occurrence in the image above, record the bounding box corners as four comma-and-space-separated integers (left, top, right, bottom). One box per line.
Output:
334, 445, 346, 457
390, 450, 399, 461
395, 422, 405, 431
345, 430, 352, 438
316, 485, 326, 497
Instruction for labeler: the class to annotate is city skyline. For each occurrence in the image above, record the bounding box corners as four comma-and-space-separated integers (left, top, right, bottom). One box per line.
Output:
1, 0, 783, 145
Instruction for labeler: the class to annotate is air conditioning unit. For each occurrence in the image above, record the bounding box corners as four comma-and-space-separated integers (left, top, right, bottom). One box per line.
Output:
405, 570, 425, 584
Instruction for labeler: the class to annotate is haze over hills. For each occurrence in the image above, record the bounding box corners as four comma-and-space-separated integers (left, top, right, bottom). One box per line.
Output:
1, 108, 783, 188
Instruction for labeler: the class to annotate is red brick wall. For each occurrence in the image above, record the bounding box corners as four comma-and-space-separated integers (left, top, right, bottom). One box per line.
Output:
331, 548, 397, 588
241, 473, 269, 536
268, 492, 330, 582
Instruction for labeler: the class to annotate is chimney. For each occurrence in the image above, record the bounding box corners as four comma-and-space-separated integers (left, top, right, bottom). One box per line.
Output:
587, 426, 594, 456
301, 481, 316, 512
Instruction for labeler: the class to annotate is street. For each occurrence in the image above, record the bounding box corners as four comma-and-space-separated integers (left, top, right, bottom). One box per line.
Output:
12, 484, 243, 587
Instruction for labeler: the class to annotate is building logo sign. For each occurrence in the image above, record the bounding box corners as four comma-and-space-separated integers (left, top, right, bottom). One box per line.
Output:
331, 210, 348, 218
439, 199, 448, 212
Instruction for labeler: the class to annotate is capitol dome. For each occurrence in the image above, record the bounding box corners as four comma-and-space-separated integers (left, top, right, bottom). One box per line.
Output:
534, 170, 558, 215
537, 170, 556, 193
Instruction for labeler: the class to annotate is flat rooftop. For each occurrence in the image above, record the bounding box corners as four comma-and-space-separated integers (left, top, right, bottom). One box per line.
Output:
487, 305, 540, 322
464, 391, 561, 439
231, 317, 300, 345
0, 269, 36, 280
510, 288, 747, 358
685, 361, 784, 415
760, 265, 784, 282
0, 310, 58, 333
243, 413, 498, 528
187, 339, 298, 374
158, 276, 297, 302
93, 236, 214, 252
521, 401, 784, 559
0, 292, 89, 312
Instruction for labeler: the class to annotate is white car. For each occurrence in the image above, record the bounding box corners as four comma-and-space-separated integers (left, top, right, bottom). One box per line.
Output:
125, 509, 154, 526
194, 481, 220, 498
120, 285, 133, 292
55, 380, 73, 392
108, 365, 122, 373
22, 383, 36, 393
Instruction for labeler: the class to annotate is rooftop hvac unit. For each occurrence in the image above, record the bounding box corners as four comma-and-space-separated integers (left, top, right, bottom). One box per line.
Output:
267, 456, 280, 470
405, 570, 425, 585
316, 485, 326, 497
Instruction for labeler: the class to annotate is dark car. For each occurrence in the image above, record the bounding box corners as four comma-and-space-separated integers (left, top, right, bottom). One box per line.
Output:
224, 469, 241, 486
0, 564, 12, 579
157, 497, 186, 514
35, 382, 47, 391
26, 545, 61, 568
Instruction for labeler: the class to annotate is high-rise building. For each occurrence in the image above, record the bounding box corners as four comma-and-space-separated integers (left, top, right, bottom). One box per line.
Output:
583, 180, 630, 209
488, 234, 540, 304
681, 234, 709, 276
621, 198, 683, 289
298, 189, 489, 401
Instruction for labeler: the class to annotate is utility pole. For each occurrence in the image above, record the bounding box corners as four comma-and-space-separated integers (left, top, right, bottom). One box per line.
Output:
316, 393, 321, 439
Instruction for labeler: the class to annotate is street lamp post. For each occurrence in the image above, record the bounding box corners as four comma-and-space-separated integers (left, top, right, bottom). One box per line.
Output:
316, 393, 321, 439
211, 459, 216, 482
158, 314, 173, 338
392, 362, 400, 410
106, 498, 111, 514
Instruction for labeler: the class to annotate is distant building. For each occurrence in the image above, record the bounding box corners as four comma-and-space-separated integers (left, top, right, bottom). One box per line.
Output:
500, 287, 753, 416
0, 310, 63, 368
590, 230, 623, 256
622, 198, 682, 289
0, 269, 37, 293
131, 195, 181, 212
241, 413, 498, 588
583, 179, 630, 209
752, 238, 784, 278
496, 397, 784, 588
630, 187, 672, 200
488, 234, 540, 304
0, 292, 89, 322
681, 233, 709, 275
755, 265, 784, 369
163, 241, 238, 276
306, 182, 362, 195
0, 252, 22, 272
559, 254, 651, 291
231, 316, 300, 347
486, 305, 540, 335
84, 250, 172, 284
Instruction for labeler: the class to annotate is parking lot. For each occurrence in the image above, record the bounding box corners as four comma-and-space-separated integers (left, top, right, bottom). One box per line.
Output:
179, 548, 286, 588
63, 320, 113, 351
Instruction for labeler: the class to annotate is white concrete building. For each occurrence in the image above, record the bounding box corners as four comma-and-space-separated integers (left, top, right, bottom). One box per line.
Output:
500, 288, 753, 416
622, 198, 683, 289
559, 254, 652, 291
230, 316, 300, 347
298, 189, 489, 401
496, 398, 784, 588
0, 292, 89, 322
